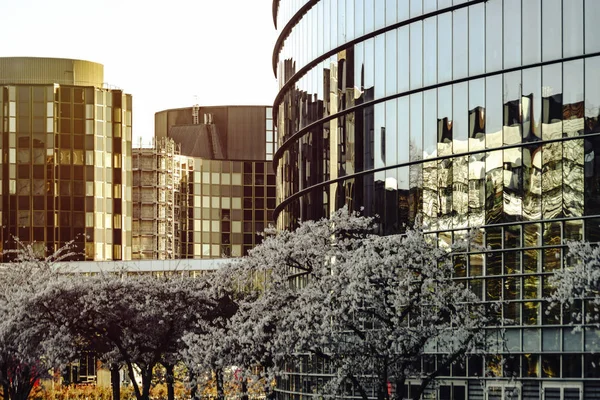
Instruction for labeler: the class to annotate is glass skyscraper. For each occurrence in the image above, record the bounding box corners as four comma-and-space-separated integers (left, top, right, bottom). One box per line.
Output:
272, 0, 600, 398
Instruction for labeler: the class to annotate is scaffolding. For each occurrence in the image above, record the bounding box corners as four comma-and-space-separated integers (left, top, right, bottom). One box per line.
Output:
132, 138, 183, 260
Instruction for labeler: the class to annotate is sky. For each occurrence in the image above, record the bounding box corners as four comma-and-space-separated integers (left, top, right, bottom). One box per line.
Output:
1, 0, 279, 145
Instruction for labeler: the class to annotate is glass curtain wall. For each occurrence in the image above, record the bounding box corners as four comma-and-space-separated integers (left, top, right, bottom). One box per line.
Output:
0, 85, 132, 261
272, 0, 600, 398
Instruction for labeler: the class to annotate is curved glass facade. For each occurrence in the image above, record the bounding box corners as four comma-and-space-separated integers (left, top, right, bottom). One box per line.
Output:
273, 0, 600, 398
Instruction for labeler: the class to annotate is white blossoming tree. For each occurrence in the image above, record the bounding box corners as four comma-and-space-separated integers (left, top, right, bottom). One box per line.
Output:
192, 208, 497, 400
0, 241, 77, 400
181, 265, 268, 400
549, 240, 600, 325
28, 272, 222, 400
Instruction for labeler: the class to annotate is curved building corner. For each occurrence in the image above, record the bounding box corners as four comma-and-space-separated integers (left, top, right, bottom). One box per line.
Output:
272, 0, 600, 398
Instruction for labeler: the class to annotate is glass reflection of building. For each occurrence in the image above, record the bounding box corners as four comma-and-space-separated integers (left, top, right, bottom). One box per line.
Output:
0, 57, 133, 262
145, 106, 277, 259
272, 0, 600, 398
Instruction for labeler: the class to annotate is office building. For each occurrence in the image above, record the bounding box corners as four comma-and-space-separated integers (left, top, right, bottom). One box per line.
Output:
0, 57, 132, 261
272, 0, 600, 398
131, 106, 276, 259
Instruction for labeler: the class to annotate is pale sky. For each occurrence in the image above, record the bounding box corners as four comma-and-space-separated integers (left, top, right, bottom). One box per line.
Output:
1, 0, 279, 145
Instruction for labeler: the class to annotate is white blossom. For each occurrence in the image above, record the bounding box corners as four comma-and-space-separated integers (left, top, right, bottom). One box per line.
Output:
183, 207, 495, 400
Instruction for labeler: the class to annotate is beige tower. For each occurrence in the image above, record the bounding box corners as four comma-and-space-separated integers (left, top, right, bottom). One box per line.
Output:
0, 57, 133, 261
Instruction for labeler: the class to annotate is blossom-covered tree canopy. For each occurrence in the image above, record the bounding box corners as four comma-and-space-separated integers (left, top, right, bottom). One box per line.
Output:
184, 207, 497, 400
0, 240, 77, 400
27, 271, 227, 400
549, 241, 600, 326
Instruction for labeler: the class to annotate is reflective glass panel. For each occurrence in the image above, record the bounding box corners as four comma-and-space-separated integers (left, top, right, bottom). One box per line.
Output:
469, 3, 485, 75
585, 0, 600, 53
563, 0, 584, 57
522, 0, 541, 65
410, 21, 423, 89
438, 13, 452, 82
503, 0, 521, 68
542, 63, 562, 140
423, 17, 437, 86
486, 0, 502, 72
542, 0, 562, 61
398, 27, 410, 92
453, 8, 468, 79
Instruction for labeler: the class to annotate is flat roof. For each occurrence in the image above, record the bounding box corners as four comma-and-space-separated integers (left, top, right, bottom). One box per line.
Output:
57, 258, 230, 273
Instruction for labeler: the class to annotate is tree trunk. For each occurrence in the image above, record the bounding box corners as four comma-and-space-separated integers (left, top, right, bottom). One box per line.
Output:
124, 359, 143, 400
141, 367, 153, 400
165, 363, 175, 400
376, 359, 389, 400
215, 368, 225, 400
189, 370, 199, 400
240, 377, 248, 400
347, 374, 370, 400
11, 365, 36, 400
393, 375, 406, 400
110, 363, 121, 400
0, 362, 10, 400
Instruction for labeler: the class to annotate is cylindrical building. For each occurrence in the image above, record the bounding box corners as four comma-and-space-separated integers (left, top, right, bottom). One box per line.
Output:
0, 57, 133, 261
272, 0, 600, 398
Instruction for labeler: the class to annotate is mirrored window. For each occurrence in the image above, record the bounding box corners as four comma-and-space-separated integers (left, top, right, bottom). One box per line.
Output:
423, 17, 437, 86
563, 0, 583, 57
385, 100, 397, 166
397, 97, 410, 163
469, 78, 485, 151
438, 86, 453, 155
423, 0, 436, 13
542, 142, 563, 219
385, 31, 397, 96
486, 75, 503, 148
374, 103, 385, 169
438, 13, 452, 82
486, 0, 503, 72
423, 89, 437, 158
410, 21, 423, 89
345, 0, 354, 41
398, 27, 410, 92
453, 8, 468, 80
522, 67, 542, 142
469, 3, 485, 75
453, 82, 468, 151
563, 139, 584, 217
563, 60, 584, 137
385, 0, 396, 26
374, 0, 385, 30
542, 63, 562, 140
364, 39, 375, 92
585, 0, 600, 53
354, 0, 364, 37
330, 0, 339, 49
410, 93, 423, 161
503, 0, 521, 68
375, 35, 385, 99
504, 71, 522, 145
542, 0, 562, 61
409, 0, 422, 18
522, 0, 541, 65
585, 57, 600, 134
